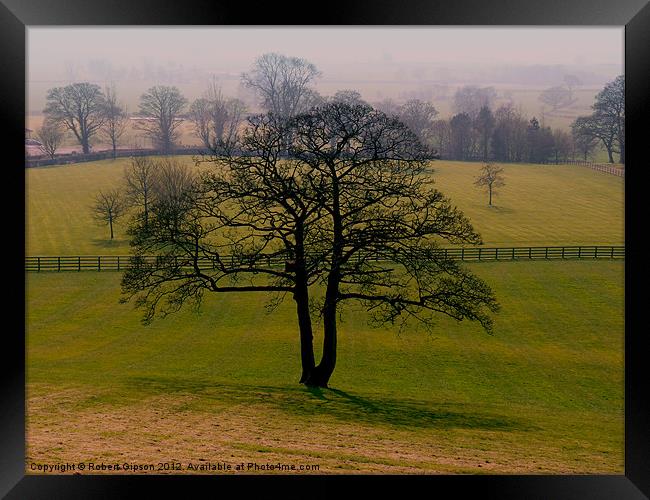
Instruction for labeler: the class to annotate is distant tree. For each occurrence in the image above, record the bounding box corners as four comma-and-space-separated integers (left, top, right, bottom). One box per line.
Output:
538, 86, 573, 111
398, 99, 438, 147
563, 74, 582, 101
474, 105, 495, 161
135, 86, 187, 153
453, 86, 497, 120
188, 98, 213, 148
373, 98, 401, 117
551, 129, 573, 164
571, 121, 598, 161
431, 119, 451, 158
241, 53, 321, 119
102, 84, 129, 158
593, 75, 624, 164
92, 189, 126, 240
474, 163, 505, 206
449, 112, 474, 160
189, 81, 247, 151
572, 114, 618, 164
526, 117, 555, 163
329, 89, 368, 107
44, 82, 107, 154
491, 104, 527, 163
121, 103, 499, 388
35, 119, 65, 159
571, 75, 624, 164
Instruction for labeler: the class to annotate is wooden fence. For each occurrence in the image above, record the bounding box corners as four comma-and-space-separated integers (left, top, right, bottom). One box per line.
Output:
25, 245, 625, 272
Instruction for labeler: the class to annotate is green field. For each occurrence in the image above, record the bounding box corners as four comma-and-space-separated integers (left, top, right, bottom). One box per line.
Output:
26, 261, 624, 474
25, 158, 624, 256
25, 157, 625, 474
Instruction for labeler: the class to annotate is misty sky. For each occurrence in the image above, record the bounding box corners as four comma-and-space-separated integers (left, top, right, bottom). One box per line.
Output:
28, 27, 623, 76
26, 27, 624, 116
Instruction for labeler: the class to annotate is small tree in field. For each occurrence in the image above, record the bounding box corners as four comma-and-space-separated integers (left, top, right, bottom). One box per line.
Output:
475, 163, 505, 206
92, 189, 126, 239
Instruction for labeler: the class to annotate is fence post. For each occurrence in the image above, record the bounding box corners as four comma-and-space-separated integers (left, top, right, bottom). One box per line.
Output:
512, 248, 515, 260
478, 248, 482, 261
117, 256, 120, 271
98, 256, 101, 271
58, 256, 61, 272
545, 247, 548, 259
78, 256, 81, 271
461, 248, 465, 260
37, 257, 40, 272
578, 246, 581, 259
529, 247, 532, 259
594, 247, 598, 259
611, 247, 614, 258
561, 247, 565, 259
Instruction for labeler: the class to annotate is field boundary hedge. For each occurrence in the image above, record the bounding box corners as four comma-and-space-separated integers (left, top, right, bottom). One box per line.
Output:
25, 245, 625, 272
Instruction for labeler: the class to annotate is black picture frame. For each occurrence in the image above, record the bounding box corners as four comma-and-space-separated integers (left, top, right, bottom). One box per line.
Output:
2, 0, 648, 497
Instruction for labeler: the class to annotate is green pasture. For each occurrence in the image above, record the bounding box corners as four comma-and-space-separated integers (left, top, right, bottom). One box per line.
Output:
26, 260, 624, 473
25, 157, 624, 256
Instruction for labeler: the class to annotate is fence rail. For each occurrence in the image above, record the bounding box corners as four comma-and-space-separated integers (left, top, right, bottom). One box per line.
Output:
25, 245, 625, 272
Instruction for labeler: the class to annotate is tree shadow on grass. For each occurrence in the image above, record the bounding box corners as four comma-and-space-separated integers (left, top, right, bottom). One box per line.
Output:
128, 376, 536, 432
90, 238, 129, 249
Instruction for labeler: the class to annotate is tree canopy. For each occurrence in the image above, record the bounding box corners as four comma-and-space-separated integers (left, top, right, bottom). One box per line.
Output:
121, 103, 499, 387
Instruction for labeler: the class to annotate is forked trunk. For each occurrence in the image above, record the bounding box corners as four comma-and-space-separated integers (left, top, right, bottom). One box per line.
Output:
303, 271, 339, 388
304, 306, 337, 388
293, 223, 316, 384
294, 285, 315, 383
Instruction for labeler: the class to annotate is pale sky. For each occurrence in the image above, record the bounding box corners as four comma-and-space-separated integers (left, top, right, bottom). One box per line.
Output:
28, 27, 624, 77
26, 27, 624, 116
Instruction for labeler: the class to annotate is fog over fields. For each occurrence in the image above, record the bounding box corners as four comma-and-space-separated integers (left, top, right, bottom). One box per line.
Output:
27, 27, 623, 130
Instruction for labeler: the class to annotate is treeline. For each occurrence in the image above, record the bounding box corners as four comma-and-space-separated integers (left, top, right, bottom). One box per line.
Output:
35, 52, 624, 165
376, 78, 624, 165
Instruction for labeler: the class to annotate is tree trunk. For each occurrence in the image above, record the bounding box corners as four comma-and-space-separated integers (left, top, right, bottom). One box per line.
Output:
293, 222, 316, 384
82, 138, 90, 155
619, 142, 625, 164
607, 147, 614, 164
303, 164, 341, 388
304, 296, 337, 388
294, 283, 315, 383
109, 218, 114, 239
488, 186, 492, 206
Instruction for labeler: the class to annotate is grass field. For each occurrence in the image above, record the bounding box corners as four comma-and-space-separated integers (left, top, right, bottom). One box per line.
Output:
26, 260, 624, 474
25, 158, 624, 255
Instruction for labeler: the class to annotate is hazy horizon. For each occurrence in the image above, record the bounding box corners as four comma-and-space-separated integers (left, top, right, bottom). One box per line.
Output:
27, 27, 624, 126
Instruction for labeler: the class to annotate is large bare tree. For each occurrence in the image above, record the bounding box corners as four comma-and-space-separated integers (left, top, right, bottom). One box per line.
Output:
121, 104, 498, 388
44, 82, 107, 154
135, 86, 187, 153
